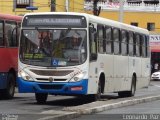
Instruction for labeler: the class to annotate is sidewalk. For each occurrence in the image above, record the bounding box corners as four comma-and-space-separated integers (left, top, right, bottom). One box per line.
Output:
38, 83, 160, 120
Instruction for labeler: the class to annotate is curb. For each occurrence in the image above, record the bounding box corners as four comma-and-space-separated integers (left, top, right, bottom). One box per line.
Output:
80, 95, 160, 114
38, 112, 80, 120
41, 94, 160, 120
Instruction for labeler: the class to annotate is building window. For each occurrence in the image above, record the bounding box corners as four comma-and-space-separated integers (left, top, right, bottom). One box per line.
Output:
16, 0, 30, 8
131, 22, 138, 27
147, 23, 155, 31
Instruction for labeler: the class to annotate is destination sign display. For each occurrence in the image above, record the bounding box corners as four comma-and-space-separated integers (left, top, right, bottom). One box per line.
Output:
22, 15, 87, 28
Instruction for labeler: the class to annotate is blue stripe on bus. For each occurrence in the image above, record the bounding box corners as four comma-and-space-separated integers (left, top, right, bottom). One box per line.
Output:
17, 77, 88, 95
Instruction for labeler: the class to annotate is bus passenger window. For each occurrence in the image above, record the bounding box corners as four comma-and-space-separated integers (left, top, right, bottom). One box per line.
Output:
129, 32, 134, 56
5, 22, 17, 47
89, 25, 97, 61
113, 28, 120, 55
141, 35, 146, 57
97, 25, 105, 53
0, 22, 4, 46
146, 36, 150, 57
135, 34, 140, 57
105, 27, 112, 54
121, 30, 128, 56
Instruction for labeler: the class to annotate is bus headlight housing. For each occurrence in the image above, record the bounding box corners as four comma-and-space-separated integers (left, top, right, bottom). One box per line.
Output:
19, 70, 34, 81
69, 71, 87, 82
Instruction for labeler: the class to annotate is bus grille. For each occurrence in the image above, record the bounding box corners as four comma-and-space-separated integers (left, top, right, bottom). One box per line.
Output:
36, 78, 67, 82
38, 84, 64, 90
30, 69, 73, 76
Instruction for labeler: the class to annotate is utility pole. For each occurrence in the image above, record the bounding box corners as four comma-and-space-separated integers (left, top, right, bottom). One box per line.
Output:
66, 0, 69, 12
93, 0, 101, 16
119, 0, 124, 22
51, 0, 56, 12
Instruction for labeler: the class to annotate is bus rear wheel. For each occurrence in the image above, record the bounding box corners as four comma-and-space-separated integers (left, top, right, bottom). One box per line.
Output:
35, 93, 48, 104
118, 76, 136, 97
3, 73, 15, 99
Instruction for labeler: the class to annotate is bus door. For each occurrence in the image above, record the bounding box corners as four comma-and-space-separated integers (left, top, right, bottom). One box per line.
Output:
88, 23, 98, 94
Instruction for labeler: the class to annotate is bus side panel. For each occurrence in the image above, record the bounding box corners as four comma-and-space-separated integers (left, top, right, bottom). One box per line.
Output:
135, 57, 143, 89
102, 54, 114, 92
0, 48, 10, 72
129, 57, 142, 89
88, 61, 99, 94
114, 55, 129, 91
0, 48, 18, 89
8, 48, 18, 72
88, 54, 115, 94
128, 57, 136, 89
141, 58, 150, 87
0, 48, 11, 89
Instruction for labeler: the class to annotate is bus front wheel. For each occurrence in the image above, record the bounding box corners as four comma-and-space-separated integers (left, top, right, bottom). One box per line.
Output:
3, 73, 15, 99
35, 93, 48, 104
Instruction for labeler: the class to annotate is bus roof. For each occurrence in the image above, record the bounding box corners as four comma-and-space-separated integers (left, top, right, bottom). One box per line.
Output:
0, 13, 22, 21
23, 12, 149, 35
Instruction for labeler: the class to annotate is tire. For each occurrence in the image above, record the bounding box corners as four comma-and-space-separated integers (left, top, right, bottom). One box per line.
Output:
3, 73, 15, 99
118, 76, 136, 97
130, 76, 136, 96
35, 93, 48, 104
88, 80, 102, 101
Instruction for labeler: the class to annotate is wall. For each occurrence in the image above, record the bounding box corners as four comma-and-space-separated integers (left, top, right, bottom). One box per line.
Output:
0, 0, 50, 15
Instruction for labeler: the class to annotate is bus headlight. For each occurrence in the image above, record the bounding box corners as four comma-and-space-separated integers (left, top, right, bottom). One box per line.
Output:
69, 71, 87, 82
19, 70, 34, 81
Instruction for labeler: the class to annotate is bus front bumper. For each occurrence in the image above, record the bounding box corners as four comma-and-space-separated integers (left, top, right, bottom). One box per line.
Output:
17, 77, 88, 95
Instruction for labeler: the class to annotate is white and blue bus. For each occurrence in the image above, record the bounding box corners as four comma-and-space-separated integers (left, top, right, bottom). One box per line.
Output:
17, 12, 150, 103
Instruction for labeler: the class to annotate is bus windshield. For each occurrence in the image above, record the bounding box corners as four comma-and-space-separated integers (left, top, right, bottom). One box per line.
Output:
19, 29, 87, 67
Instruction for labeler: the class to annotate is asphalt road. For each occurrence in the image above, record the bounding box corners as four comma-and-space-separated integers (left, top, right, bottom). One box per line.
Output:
0, 80, 160, 120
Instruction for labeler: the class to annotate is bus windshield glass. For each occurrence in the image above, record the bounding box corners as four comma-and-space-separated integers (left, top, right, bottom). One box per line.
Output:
19, 29, 87, 67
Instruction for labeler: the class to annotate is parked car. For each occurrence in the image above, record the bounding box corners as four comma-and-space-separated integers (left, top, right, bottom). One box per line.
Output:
151, 71, 160, 80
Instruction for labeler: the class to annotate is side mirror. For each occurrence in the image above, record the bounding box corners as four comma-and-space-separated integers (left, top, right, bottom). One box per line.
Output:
90, 53, 97, 61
